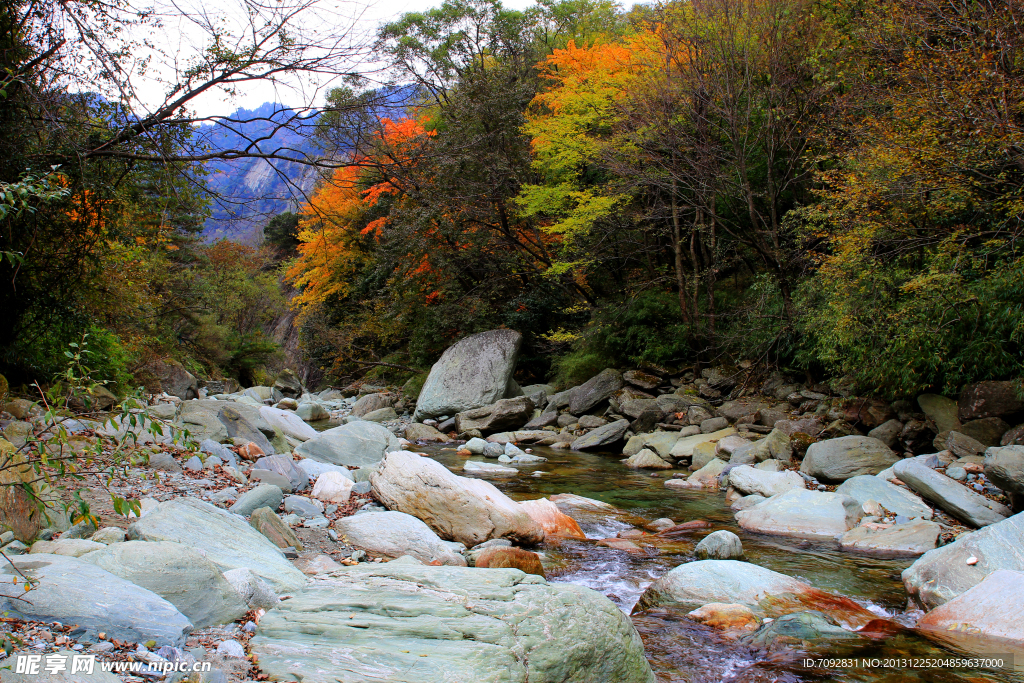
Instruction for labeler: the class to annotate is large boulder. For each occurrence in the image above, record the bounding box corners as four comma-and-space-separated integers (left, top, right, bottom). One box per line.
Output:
571, 419, 630, 451
370, 451, 544, 546
800, 436, 899, 482
79, 540, 247, 628
735, 489, 863, 541
959, 380, 1024, 421
917, 394, 961, 433
0, 553, 192, 646
835, 475, 933, 519
295, 420, 400, 467
139, 359, 198, 400
902, 511, 1024, 610
178, 402, 229, 442
726, 465, 805, 498
250, 564, 655, 683
259, 406, 317, 442
916, 569, 1024, 643
413, 329, 522, 421
273, 369, 304, 398
334, 511, 467, 566
984, 445, 1024, 508
569, 369, 625, 415
892, 459, 1010, 527
455, 396, 535, 434
351, 392, 394, 418
126, 497, 307, 592
634, 560, 878, 629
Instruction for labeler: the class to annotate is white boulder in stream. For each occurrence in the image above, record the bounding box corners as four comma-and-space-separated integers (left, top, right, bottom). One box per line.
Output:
371, 450, 544, 546
634, 560, 879, 629
0, 554, 192, 646
334, 511, 467, 565
250, 564, 655, 683
735, 488, 863, 541
413, 329, 522, 421
127, 497, 307, 592
296, 420, 400, 468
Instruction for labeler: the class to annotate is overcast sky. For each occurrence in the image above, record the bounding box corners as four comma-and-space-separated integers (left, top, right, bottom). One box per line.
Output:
137, 0, 612, 117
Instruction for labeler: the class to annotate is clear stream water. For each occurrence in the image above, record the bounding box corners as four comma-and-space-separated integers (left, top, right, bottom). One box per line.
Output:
407, 442, 1024, 683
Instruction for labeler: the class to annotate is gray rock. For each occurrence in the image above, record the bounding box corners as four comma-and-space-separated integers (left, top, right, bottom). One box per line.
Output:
569, 369, 625, 415
250, 564, 654, 683
371, 451, 544, 547
127, 497, 307, 592
984, 445, 1024, 506
622, 448, 673, 469
295, 458, 354, 482
283, 495, 323, 518
744, 611, 862, 647
835, 475, 933, 519
259, 405, 318, 442
867, 419, 903, 448
223, 567, 281, 611
455, 396, 535, 434
524, 412, 559, 429
571, 419, 630, 451
148, 451, 182, 473
352, 481, 371, 495
89, 527, 126, 544
839, 521, 940, 557
700, 417, 730, 433
351, 392, 394, 418
413, 329, 522, 421
736, 489, 863, 541
464, 437, 489, 454
335, 511, 468, 565
203, 455, 223, 469
0, 553, 192, 646
464, 460, 518, 476
800, 436, 899, 482
217, 407, 274, 455
482, 441, 505, 457
295, 402, 330, 421
295, 420, 400, 468
960, 417, 1010, 447
274, 369, 304, 398
254, 455, 309, 492
403, 422, 449, 442
249, 469, 292, 492
893, 459, 1010, 527
902, 511, 1024, 609
727, 465, 805, 498
230, 484, 284, 516
695, 530, 744, 560
362, 406, 398, 422
915, 569, 1024, 645
184, 456, 203, 471
80, 540, 247, 628
918, 394, 961, 433
944, 431, 987, 458
730, 494, 767, 512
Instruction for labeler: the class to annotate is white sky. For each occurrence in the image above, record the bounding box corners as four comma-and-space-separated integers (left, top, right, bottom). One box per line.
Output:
135, 0, 614, 117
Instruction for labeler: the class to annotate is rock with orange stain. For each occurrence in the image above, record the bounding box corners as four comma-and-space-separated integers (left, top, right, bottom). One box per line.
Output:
474, 547, 545, 576
518, 498, 586, 540
634, 560, 883, 630
237, 442, 265, 460
916, 569, 1024, 644
598, 538, 644, 554
686, 603, 761, 635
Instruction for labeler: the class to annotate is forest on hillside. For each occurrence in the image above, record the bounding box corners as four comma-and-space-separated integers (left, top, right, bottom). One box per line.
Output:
1, 0, 1021, 399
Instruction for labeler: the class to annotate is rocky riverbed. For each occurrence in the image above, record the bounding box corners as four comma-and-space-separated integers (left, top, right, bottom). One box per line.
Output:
1, 330, 1023, 682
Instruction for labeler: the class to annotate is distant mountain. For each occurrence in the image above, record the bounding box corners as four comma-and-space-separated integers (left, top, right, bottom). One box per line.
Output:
198, 102, 324, 244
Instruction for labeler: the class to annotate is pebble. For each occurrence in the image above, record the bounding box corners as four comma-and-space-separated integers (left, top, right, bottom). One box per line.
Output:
216, 639, 245, 658
351, 550, 367, 562
184, 456, 203, 471
327, 530, 339, 542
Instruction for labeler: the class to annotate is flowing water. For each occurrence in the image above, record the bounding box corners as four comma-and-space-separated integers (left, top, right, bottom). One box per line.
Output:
406, 442, 1024, 683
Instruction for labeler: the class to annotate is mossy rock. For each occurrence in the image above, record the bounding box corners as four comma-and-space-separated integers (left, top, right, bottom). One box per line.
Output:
0, 374, 8, 399
401, 373, 428, 400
